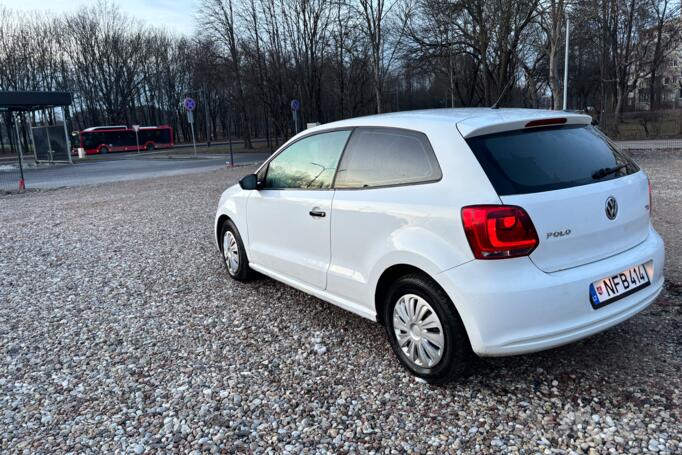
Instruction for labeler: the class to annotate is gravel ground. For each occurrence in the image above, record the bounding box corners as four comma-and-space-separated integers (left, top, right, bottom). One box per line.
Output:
1, 153, 681, 454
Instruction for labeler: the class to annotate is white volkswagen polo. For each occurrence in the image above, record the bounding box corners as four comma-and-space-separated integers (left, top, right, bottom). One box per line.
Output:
214, 108, 665, 383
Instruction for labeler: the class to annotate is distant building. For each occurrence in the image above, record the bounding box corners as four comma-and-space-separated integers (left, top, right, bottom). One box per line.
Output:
629, 25, 682, 111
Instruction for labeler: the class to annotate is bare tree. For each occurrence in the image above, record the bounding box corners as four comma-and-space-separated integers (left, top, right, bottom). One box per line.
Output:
539, 0, 567, 109
3, 0, 681, 147
647, 0, 681, 109
357, 0, 410, 113
199, 0, 252, 147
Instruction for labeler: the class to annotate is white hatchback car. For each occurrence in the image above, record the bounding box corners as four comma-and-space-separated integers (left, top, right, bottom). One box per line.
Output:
214, 108, 665, 383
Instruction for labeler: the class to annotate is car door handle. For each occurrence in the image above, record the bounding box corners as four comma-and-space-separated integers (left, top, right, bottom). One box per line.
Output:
309, 209, 326, 218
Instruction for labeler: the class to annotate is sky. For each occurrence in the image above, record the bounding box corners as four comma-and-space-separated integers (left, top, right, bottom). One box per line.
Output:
2, 0, 198, 35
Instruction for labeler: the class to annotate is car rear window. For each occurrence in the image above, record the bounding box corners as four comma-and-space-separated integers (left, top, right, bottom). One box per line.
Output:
465, 125, 639, 195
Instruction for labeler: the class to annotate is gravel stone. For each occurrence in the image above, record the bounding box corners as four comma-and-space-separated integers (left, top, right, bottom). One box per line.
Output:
1, 157, 681, 453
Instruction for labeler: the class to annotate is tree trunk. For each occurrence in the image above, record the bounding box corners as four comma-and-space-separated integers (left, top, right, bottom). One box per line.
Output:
549, 45, 562, 110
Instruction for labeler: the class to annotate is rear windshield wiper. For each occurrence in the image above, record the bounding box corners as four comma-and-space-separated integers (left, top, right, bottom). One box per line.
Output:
592, 164, 627, 180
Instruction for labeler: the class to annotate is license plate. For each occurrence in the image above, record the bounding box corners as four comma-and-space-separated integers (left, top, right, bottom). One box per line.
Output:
589, 261, 653, 308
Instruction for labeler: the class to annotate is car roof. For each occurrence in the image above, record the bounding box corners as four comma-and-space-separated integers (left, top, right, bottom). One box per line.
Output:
310, 108, 592, 138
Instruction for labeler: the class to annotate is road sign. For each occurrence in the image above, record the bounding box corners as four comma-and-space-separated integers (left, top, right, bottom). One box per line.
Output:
132, 124, 140, 132
290, 99, 300, 111
183, 97, 196, 111
187, 110, 194, 124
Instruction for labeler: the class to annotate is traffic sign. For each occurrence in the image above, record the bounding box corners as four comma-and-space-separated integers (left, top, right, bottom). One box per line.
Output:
184, 97, 196, 111
290, 99, 300, 111
132, 124, 140, 132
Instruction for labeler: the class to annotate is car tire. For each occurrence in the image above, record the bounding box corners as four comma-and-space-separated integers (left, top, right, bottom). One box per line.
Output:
146, 143, 155, 151
383, 273, 473, 384
100, 146, 109, 154
221, 219, 255, 282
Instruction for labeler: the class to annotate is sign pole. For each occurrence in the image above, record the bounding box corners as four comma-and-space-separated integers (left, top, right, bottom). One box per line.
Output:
191, 123, 197, 157
228, 112, 234, 167
189, 111, 197, 158
183, 97, 198, 158
563, 14, 570, 111
290, 99, 301, 135
133, 124, 140, 153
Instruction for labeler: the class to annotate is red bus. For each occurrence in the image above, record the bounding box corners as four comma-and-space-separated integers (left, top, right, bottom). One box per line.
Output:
73, 125, 174, 155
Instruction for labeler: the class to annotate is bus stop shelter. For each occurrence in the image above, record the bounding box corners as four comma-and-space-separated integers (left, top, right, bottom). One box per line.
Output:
0, 91, 73, 191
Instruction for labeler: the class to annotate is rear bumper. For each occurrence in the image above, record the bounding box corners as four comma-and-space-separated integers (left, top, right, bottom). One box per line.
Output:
437, 225, 665, 356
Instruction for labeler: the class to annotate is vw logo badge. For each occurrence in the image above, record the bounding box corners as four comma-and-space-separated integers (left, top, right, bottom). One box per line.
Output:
605, 196, 618, 220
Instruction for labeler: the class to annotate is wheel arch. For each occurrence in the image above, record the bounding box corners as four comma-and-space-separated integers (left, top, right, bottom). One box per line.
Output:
374, 263, 455, 326
215, 214, 232, 252
214, 187, 251, 255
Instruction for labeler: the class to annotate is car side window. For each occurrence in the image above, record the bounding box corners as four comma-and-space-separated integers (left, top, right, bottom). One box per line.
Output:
334, 128, 441, 189
264, 130, 351, 189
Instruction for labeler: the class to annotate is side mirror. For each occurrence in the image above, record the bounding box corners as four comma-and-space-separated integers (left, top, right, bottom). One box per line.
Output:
239, 173, 260, 190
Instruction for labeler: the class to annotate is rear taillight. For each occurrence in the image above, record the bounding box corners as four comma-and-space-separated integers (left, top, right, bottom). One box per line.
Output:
461, 205, 539, 259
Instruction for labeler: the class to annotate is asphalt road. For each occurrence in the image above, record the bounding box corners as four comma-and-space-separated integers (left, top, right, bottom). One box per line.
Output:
3, 153, 270, 190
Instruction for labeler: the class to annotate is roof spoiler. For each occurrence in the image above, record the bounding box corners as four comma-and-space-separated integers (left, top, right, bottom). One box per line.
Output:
457, 113, 592, 139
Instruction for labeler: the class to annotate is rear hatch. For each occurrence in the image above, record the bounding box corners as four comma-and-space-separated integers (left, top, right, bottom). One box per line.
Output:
462, 119, 650, 273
